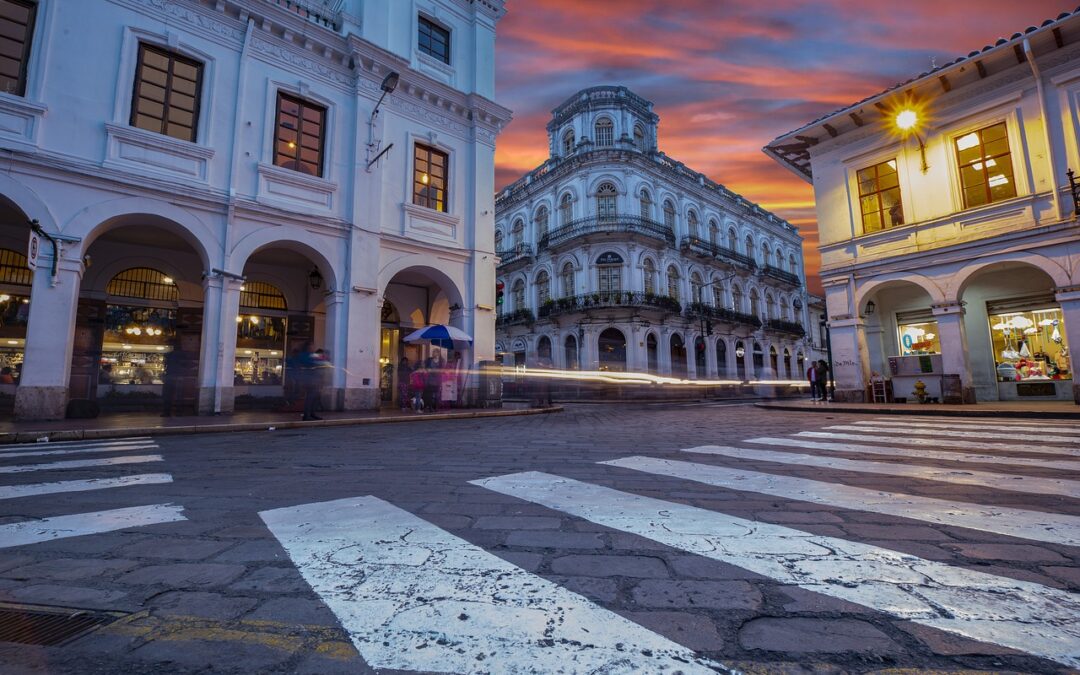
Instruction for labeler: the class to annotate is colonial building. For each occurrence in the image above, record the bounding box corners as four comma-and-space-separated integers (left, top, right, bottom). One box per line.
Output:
0, 0, 510, 420
495, 86, 811, 381
765, 10, 1080, 403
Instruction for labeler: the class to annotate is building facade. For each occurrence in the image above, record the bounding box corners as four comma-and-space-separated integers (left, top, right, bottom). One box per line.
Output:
495, 86, 810, 381
766, 10, 1080, 404
0, 0, 510, 420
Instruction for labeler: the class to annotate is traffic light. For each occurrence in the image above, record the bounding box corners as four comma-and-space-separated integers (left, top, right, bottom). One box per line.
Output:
496, 280, 505, 307
705, 319, 713, 336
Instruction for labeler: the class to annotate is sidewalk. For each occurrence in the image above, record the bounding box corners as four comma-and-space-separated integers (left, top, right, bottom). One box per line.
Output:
756, 399, 1080, 419
0, 404, 562, 444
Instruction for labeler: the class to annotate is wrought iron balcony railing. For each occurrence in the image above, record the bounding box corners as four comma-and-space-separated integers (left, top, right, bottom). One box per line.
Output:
539, 215, 675, 251
496, 244, 534, 269
678, 236, 757, 270
685, 302, 762, 328
764, 319, 807, 337
496, 308, 535, 328
761, 265, 801, 287
537, 292, 681, 319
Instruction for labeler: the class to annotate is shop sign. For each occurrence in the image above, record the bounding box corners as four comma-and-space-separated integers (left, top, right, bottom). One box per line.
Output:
596, 252, 623, 265
26, 231, 39, 271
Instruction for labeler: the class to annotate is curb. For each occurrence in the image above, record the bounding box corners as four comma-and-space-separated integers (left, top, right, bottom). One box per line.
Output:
0, 405, 564, 445
754, 401, 1080, 420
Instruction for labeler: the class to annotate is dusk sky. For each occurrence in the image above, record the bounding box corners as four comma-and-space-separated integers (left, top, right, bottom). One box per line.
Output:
492, 1, 1076, 294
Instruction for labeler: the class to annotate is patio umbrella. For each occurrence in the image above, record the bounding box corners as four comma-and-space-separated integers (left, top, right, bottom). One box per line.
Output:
403, 324, 473, 350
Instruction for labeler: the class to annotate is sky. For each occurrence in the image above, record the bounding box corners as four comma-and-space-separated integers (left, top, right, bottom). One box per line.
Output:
492, 0, 1076, 295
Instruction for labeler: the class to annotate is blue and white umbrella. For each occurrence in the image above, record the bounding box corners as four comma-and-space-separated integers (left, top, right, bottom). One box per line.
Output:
403, 324, 473, 350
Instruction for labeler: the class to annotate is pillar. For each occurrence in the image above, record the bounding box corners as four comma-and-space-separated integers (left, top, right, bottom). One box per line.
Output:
932, 301, 976, 403
323, 290, 346, 411
341, 291, 381, 410
827, 317, 871, 402
658, 328, 672, 375
704, 336, 718, 378
197, 275, 242, 414
1055, 288, 1080, 404
742, 339, 754, 382
15, 261, 83, 420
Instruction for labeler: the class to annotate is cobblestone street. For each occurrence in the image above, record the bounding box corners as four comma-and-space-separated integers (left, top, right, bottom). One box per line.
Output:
1, 403, 1078, 674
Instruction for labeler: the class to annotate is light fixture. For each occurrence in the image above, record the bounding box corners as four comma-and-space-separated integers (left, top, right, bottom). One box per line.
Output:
308, 268, 323, 290
420, 173, 430, 185
366, 70, 402, 171
864, 300, 876, 315
735, 346, 745, 358
0, 294, 10, 302
236, 316, 243, 323
249, 316, 260, 325
162, 277, 173, 285
6, 340, 17, 345
894, 107, 929, 173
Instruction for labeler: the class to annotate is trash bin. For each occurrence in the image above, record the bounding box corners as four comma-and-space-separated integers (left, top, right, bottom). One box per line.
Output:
478, 360, 503, 408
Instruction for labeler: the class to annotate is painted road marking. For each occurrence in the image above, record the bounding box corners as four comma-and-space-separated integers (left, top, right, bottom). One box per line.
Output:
472, 471, 1080, 669
0, 504, 186, 549
825, 424, 1079, 444
0, 443, 159, 459
602, 456, 1080, 547
0, 437, 153, 449
680, 445, 1080, 498
0, 455, 164, 474
873, 416, 1075, 428
797, 431, 1080, 457
746, 437, 1080, 472
260, 496, 729, 674
0, 473, 174, 501
855, 420, 1080, 435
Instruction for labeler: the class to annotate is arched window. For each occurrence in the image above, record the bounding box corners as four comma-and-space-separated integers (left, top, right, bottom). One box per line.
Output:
560, 262, 575, 297
597, 251, 622, 296
712, 282, 724, 307
666, 265, 680, 301
594, 118, 614, 147
727, 228, 737, 252
596, 182, 617, 220
537, 335, 552, 361
598, 327, 627, 372
633, 124, 645, 151
559, 193, 573, 226
776, 249, 787, 271
745, 236, 756, 263
239, 281, 287, 311
512, 279, 526, 311
639, 189, 652, 219
761, 243, 771, 267
789, 254, 798, 276
749, 288, 760, 318
662, 200, 676, 230
564, 334, 578, 369
716, 340, 728, 378
511, 218, 524, 247
687, 210, 699, 238
0, 248, 33, 286
562, 129, 575, 156
535, 206, 549, 243
709, 219, 719, 246
765, 293, 776, 320
690, 272, 704, 304
642, 258, 656, 295
536, 270, 551, 305
670, 333, 687, 377
107, 267, 179, 302
494, 229, 504, 252
792, 299, 800, 322
731, 283, 743, 312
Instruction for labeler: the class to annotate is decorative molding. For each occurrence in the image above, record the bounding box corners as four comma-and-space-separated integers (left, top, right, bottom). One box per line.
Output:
415, 50, 456, 87
402, 202, 461, 242
249, 35, 353, 90
0, 93, 47, 151
103, 123, 215, 183
256, 162, 337, 212
108, 0, 245, 46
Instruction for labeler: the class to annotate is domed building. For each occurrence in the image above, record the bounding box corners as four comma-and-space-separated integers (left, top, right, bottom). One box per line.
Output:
495, 86, 811, 381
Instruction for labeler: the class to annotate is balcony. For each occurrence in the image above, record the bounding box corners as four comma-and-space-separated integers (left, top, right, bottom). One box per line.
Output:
496, 244, 534, 271
537, 292, 681, 319
761, 265, 801, 287
679, 236, 757, 270
685, 302, 762, 329
539, 215, 675, 252
764, 319, 807, 337
496, 308, 535, 328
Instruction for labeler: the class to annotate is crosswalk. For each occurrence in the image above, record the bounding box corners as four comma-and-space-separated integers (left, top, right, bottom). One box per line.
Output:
264, 415, 1080, 671
0, 436, 185, 548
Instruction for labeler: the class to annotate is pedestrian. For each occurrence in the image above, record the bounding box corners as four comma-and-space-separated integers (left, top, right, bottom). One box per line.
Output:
0, 366, 15, 385
298, 341, 329, 421
397, 357, 413, 412
816, 360, 830, 402
536, 353, 553, 407
806, 360, 820, 402
428, 352, 446, 411
410, 364, 427, 412
161, 338, 185, 417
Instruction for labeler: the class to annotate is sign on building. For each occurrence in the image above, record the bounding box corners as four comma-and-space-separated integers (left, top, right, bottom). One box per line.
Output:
27, 230, 39, 271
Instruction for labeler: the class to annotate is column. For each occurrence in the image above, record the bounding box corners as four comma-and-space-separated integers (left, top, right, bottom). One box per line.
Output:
15, 261, 83, 420
932, 301, 976, 403
580, 327, 598, 371
686, 334, 698, 380
704, 336, 718, 379
726, 338, 739, 380
741, 340, 754, 382
658, 329, 672, 375
341, 291, 381, 410
827, 317, 871, 402
323, 290, 346, 411
196, 275, 242, 414
1055, 288, 1080, 404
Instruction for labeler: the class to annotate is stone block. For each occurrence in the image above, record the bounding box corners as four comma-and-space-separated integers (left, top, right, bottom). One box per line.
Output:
630, 579, 761, 610
212, 540, 286, 563
621, 611, 723, 652
117, 563, 246, 588
2, 558, 140, 582
1, 584, 129, 610
246, 597, 340, 627
948, 543, 1069, 563
229, 567, 311, 594
549, 554, 667, 578
146, 590, 258, 620
739, 617, 900, 654
548, 576, 619, 604
505, 531, 605, 549
118, 538, 233, 561
472, 516, 562, 530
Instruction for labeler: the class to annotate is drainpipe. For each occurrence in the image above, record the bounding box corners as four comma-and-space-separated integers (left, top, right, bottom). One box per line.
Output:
1024, 38, 1062, 223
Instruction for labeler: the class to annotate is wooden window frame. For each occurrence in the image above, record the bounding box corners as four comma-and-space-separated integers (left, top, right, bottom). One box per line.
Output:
856, 158, 904, 234
954, 122, 1017, 209
0, 0, 35, 97
413, 142, 449, 212
130, 43, 204, 143
418, 16, 450, 64
273, 92, 327, 177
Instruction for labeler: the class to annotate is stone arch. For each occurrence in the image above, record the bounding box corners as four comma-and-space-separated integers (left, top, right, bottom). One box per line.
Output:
587, 174, 625, 196
230, 230, 341, 294
377, 257, 466, 311
69, 197, 216, 270
949, 254, 1070, 302
855, 272, 945, 310
0, 174, 60, 236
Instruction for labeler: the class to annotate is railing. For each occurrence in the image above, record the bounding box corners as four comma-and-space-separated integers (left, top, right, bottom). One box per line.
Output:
264, 0, 342, 28
685, 302, 762, 328
539, 215, 675, 251
537, 292, 681, 319
764, 319, 807, 337
679, 236, 757, 270
496, 244, 534, 269
496, 308, 535, 328
762, 265, 801, 287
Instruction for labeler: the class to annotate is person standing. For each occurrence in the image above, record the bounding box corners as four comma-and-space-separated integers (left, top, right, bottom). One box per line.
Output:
297, 341, 325, 421
806, 359, 820, 402
816, 360, 830, 402
161, 339, 185, 417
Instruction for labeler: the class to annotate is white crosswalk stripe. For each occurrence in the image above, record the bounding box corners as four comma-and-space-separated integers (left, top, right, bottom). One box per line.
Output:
854, 419, 1080, 435
0, 504, 186, 548
746, 436, 1080, 471
873, 416, 1075, 428
472, 471, 1080, 669
0, 474, 174, 500
797, 430, 1080, 456
0, 443, 160, 459
0, 437, 153, 449
825, 424, 1079, 444
0, 454, 164, 474
260, 496, 730, 674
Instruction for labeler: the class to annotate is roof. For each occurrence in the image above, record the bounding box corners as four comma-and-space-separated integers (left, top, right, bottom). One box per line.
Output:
763, 7, 1080, 182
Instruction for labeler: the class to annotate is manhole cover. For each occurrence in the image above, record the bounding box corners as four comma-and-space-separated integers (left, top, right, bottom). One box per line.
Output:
0, 603, 127, 646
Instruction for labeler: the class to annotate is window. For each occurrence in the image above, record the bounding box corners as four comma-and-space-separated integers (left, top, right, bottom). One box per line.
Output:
709, 220, 719, 246
857, 159, 904, 233
562, 129, 575, 156
560, 262, 575, 297
511, 219, 524, 247
413, 143, 448, 211
789, 255, 797, 276
131, 44, 203, 142
727, 228, 737, 252
512, 280, 525, 311
749, 289, 760, 317
0, 0, 34, 96
732, 284, 743, 312
712, 283, 724, 307
418, 16, 450, 64
663, 200, 675, 230
643, 259, 656, 295
633, 124, 645, 151
535, 206, 549, 242
559, 193, 573, 226
987, 303, 1070, 382
594, 118, 614, 147
639, 189, 652, 219
765, 293, 776, 320
955, 122, 1016, 208
239, 281, 287, 311
494, 229, 503, 252
690, 273, 704, 304
596, 182, 617, 220
106, 267, 179, 302
274, 93, 326, 176
761, 244, 771, 267
598, 260, 621, 295
745, 236, 755, 263
897, 318, 940, 355
536, 270, 550, 305
687, 211, 699, 238
667, 265, 680, 301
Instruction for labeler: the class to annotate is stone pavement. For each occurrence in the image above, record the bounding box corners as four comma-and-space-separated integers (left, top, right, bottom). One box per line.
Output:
0, 401, 1077, 674
757, 398, 1080, 419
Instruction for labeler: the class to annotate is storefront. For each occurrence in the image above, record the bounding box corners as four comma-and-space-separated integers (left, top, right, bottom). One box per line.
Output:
0, 248, 31, 392
896, 310, 941, 355
233, 282, 288, 396
987, 296, 1070, 399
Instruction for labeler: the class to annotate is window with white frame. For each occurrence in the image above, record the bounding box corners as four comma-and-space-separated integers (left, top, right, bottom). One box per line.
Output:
857, 158, 904, 233
132, 43, 204, 143
559, 193, 573, 226
745, 236, 756, 263
512, 279, 525, 311
560, 262, 575, 297
413, 143, 448, 211
418, 16, 450, 64
750, 289, 760, 317
633, 124, 645, 151
766, 293, 776, 320
690, 272, 704, 304
727, 228, 737, 251
667, 265, 680, 301
596, 182, 617, 220
511, 219, 524, 247
594, 118, 614, 147
712, 283, 724, 307
562, 129, 575, 156
663, 200, 675, 230
732, 284, 743, 312
535, 206, 549, 242
687, 211, 699, 238
536, 270, 550, 305
639, 189, 652, 219
709, 220, 719, 246
643, 258, 656, 295
598, 255, 621, 295
955, 122, 1016, 208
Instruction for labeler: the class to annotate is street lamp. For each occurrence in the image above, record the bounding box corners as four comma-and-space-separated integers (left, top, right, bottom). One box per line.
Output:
819, 318, 835, 401
895, 108, 929, 173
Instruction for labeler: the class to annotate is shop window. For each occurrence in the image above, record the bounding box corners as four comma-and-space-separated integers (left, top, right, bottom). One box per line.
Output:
857, 159, 903, 233
101, 305, 177, 385
418, 16, 450, 64
0, 0, 35, 96
274, 92, 326, 176
955, 122, 1016, 209
131, 43, 203, 142
0, 247, 32, 286
988, 303, 1070, 382
235, 281, 288, 386
897, 318, 940, 355
413, 143, 448, 212
106, 267, 179, 302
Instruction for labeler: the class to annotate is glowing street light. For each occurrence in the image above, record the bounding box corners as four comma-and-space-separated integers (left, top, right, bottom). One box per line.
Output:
894, 107, 928, 173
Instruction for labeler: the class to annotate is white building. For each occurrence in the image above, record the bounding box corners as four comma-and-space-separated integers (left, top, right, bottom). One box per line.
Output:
765, 10, 1080, 404
0, 0, 510, 420
495, 86, 811, 381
